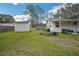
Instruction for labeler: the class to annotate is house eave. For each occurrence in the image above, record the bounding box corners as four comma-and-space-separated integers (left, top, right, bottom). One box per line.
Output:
51, 19, 79, 22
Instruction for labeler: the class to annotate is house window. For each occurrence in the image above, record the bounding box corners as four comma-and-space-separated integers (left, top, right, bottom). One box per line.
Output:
74, 22, 77, 25
55, 22, 59, 27
50, 23, 51, 27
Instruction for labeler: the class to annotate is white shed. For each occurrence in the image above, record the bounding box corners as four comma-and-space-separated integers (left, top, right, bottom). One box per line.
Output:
14, 15, 31, 32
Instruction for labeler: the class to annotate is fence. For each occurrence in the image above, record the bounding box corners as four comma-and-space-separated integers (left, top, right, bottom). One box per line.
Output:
0, 23, 15, 32
0, 26, 14, 32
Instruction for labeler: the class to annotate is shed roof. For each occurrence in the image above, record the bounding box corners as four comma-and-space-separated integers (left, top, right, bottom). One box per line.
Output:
15, 20, 30, 23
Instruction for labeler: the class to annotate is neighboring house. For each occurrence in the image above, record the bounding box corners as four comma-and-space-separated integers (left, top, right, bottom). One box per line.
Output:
0, 15, 31, 32
46, 18, 79, 33
0, 23, 15, 26
0, 23, 15, 32
14, 15, 31, 32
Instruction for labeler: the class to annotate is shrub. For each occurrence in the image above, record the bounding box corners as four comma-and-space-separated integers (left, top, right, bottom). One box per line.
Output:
47, 29, 50, 32
52, 32, 57, 35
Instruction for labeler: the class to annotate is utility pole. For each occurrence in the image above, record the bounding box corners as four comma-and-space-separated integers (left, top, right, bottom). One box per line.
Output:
36, 6, 38, 26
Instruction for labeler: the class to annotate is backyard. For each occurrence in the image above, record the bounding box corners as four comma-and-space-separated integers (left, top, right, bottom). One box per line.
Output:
0, 29, 79, 56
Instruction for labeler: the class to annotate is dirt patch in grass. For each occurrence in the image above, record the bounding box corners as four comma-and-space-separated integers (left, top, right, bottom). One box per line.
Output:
39, 32, 58, 36
39, 32, 53, 36
47, 35, 79, 48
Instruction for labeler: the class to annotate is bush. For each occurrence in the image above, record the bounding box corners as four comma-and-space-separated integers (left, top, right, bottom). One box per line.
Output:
47, 29, 50, 32
35, 26, 44, 30
52, 32, 57, 35
62, 29, 68, 33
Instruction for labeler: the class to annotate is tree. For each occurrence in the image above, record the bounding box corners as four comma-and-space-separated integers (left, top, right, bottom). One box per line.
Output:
24, 4, 45, 27
0, 14, 14, 23
35, 5, 45, 25
53, 3, 79, 19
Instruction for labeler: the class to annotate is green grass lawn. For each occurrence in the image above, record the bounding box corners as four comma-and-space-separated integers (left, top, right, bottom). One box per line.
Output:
0, 29, 79, 56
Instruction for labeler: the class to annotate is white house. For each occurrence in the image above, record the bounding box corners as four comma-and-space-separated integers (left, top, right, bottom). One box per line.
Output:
46, 18, 79, 33
14, 15, 31, 32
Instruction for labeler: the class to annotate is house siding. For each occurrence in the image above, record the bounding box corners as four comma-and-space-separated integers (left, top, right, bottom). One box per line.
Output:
61, 22, 77, 32
47, 21, 79, 33
77, 22, 79, 32
50, 22, 61, 32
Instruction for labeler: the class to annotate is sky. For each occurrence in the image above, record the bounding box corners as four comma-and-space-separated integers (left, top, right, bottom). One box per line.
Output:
0, 3, 63, 16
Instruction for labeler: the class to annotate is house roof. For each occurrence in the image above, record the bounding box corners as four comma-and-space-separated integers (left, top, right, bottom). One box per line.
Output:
0, 23, 15, 26
15, 20, 30, 23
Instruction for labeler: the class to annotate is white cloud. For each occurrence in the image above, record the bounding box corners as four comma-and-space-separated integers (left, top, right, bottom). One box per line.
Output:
48, 4, 65, 14
41, 20, 46, 24
48, 9, 53, 14
12, 3, 24, 5
13, 15, 30, 21
12, 3, 19, 5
